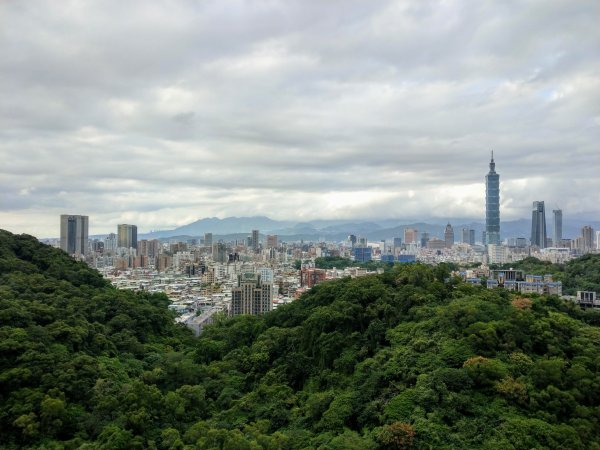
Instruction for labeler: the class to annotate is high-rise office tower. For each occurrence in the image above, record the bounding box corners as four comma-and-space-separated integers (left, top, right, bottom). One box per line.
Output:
60, 215, 89, 256
393, 237, 402, 249
230, 273, 272, 316
117, 224, 138, 249
420, 232, 430, 248
444, 223, 455, 248
582, 226, 594, 253
461, 228, 475, 245
251, 229, 260, 252
404, 228, 418, 244
212, 242, 227, 263
204, 233, 213, 248
553, 209, 562, 246
461, 228, 474, 245
266, 235, 278, 249
531, 201, 547, 248
485, 152, 500, 245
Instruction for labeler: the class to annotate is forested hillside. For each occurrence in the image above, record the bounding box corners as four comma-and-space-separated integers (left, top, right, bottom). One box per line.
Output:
494, 254, 600, 294
1, 229, 600, 449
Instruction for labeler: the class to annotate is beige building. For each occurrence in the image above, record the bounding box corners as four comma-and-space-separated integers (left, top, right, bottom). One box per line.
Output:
266, 235, 278, 249
230, 272, 272, 316
117, 224, 137, 249
404, 228, 418, 244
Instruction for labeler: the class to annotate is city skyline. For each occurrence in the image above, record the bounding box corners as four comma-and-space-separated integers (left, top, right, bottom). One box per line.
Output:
54, 211, 599, 246
1, 1, 599, 237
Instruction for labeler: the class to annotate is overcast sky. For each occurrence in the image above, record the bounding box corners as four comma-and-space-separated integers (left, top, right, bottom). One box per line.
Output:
1, 0, 599, 237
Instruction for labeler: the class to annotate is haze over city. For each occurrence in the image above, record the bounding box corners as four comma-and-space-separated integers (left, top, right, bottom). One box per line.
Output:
1, 0, 599, 237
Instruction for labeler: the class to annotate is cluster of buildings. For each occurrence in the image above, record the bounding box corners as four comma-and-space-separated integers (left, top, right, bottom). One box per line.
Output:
56, 219, 388, 334
480, 153, 597, 260
52, 154, 597, 332
463, 269, 563, 296
345, 153, 597, 266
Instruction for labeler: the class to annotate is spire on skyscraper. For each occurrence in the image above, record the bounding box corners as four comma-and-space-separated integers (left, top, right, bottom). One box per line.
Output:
489, 150, 496, 173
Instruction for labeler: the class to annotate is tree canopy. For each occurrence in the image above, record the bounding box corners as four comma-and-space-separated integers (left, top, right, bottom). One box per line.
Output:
1, 230, 600, 449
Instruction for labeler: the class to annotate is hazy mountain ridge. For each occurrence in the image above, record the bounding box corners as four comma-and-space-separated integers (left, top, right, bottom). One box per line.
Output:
137, 216, 600, 242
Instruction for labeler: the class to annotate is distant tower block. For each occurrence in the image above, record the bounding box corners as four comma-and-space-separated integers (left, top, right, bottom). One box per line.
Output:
117, 224, 138, 249
251, 229, 260, 252
60, 215, 89, 256
553, 209, 562, 246
531, 201, 547, 248
404, 228, 418, 244
444, 223, 455, 248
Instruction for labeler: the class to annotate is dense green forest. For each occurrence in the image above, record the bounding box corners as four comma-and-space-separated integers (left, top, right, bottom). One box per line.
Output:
311, 256, 393, 272
493, 255, 600, 294
313, 256, 354, 269
2, 230, 600, 449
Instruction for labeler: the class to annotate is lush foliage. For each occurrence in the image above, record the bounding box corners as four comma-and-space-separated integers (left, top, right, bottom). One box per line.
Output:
563, 254, 600, 294
0, 231, 195, 449
314, 256, 354, 269
314, 256, 393, 272
2, 230, 600, 449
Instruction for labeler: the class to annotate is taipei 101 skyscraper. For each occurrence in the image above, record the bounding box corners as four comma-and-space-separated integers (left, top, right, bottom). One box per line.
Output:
484, 151, 500, 245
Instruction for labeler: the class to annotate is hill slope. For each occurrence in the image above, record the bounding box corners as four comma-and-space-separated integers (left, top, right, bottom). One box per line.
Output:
1, 229, 600, 449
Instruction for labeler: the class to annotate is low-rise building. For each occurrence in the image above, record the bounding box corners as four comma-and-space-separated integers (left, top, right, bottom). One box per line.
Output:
573, 291, 599, 309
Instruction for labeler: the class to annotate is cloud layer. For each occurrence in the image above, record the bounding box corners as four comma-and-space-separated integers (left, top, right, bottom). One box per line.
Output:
1, 0, 599, 236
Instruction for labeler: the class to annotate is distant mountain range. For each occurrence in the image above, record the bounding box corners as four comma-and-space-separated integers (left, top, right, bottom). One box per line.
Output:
135, 216, 600, 243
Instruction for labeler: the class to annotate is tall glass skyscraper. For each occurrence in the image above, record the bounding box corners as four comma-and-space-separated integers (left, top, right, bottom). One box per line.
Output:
553, 209, 562, 246
531, 201, 547, 248
117, 224, 138, 249
60, 214, 89, 256
485, 152, 500, 245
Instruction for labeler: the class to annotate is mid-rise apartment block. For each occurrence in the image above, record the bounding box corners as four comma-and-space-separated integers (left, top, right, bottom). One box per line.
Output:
230, 273, 272, 316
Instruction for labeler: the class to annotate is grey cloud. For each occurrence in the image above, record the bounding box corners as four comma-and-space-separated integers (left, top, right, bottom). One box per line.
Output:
0, 0, 598, 236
